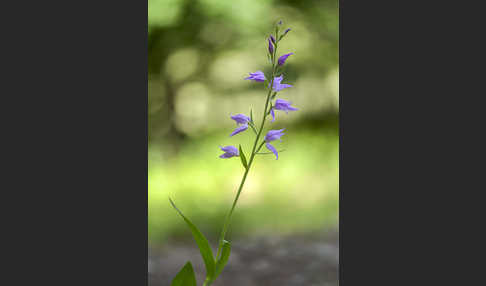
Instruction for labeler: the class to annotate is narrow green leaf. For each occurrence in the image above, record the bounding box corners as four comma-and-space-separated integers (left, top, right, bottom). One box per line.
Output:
239, 145, 248, 169
250, 109, 254, 124
171, 262, 197, 286
169, 198, 216, 280
248, 123, 258, 135
214, 240, 231, 278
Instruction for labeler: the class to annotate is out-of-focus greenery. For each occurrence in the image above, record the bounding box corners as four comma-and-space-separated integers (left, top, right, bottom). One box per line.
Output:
148, 0, 339, 244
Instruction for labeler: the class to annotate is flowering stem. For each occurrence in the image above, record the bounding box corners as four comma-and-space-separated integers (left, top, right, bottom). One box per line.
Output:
214, 40, 279, 266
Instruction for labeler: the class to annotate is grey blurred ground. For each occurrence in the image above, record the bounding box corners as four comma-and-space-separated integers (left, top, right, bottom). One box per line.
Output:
149, 230, 338, 286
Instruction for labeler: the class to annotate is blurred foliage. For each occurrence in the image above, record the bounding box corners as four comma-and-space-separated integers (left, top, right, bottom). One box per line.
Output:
148, 0, 339, 245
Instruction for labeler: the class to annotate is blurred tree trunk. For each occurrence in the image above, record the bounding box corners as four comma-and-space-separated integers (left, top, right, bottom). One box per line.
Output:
163, 74, 185, 151
148, 0, 205, 152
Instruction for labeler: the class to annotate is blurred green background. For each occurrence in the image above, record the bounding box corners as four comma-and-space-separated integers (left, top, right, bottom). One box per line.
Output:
148, 0, 339, 246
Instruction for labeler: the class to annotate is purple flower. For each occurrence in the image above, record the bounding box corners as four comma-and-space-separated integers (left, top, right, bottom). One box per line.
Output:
266, 143, 279, 160
268, 37, 274, 54
230, 124, 248, 137
270, 99, 298, 122
219, 145, 239, 159
265, 129, 285, 142
278, 53, 294, 66
270, 75, 292, 92
270, 35, 276, 44
264, 129, 285, 160
274, 99, 298, 113
283, 28, 291, 36
231, 114, 250, 125
245, 71, 266, 82
277, 20, 283, 25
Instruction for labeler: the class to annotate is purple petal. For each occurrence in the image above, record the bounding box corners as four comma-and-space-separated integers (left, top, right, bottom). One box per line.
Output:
265, 128, 285, 142
274, 75, 283, 84
275, 98, 291, 107
219, 145, 239, 158
245, 71, 266, 82
230, 114, 250, 125
220, 145, 238, 153
219, 153, 231, 158
268, 38, 274, 54
271, 76, 282, 90
230, 124, 248, 137
274, 99, 298, 112
271, 75, 292, 92
274, 83, 292, 92
266, 143, 278, 160
278, 53, 294, 66
220, 152, 237, 159
270, 35, 276, 44
270, 108, 275, 123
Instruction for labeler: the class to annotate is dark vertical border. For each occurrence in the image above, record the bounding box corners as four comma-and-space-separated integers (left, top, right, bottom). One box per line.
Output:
338, 0, 481, 284
2, 0, 148, 284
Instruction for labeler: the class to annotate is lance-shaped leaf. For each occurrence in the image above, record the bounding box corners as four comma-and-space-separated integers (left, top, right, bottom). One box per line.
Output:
171, 262, 197, 286
214, 240, 231, 278
169, 198, 216, 280
239, 145, 248, 169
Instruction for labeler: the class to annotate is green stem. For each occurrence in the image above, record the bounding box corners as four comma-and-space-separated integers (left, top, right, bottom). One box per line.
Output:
256, 141, 266, 153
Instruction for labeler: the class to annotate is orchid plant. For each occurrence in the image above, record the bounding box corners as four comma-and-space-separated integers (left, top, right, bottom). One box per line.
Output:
169, 21, 298, 286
